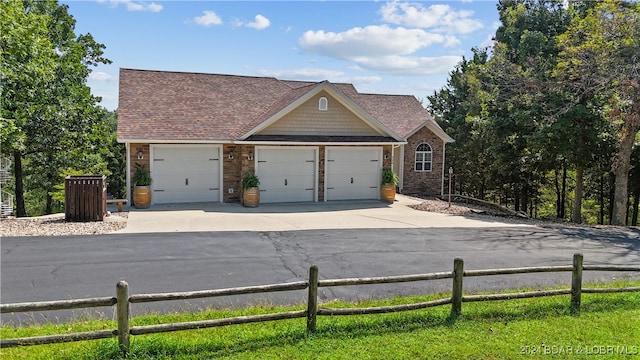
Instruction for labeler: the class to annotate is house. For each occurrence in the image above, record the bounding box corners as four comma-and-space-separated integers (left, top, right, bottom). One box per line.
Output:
117, 68, 454, 205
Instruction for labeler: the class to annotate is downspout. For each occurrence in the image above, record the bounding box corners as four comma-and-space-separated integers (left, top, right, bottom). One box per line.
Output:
391, 144, 402, 192
441, 142, 446, 196
126, 142, 131, 208
399, 144, 405, 192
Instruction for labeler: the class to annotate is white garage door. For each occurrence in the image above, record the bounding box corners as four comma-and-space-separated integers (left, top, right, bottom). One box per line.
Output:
325, 147, 381, 201
151, 146, 221, 204
256, 147, 316, 203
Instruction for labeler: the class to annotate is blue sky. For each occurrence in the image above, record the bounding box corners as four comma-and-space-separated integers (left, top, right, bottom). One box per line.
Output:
63, 0, 500, 111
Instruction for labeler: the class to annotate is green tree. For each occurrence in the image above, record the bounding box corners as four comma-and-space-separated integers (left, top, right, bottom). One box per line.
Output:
1, 0, 111, 216
428, 49, 492, 200
96, 110, 126, 199
487, 0, 607, 223
481, 0, 571, 214
556, 0, 640, 225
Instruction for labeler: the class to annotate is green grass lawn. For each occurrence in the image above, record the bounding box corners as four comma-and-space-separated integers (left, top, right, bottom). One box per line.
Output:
1, 281, 638, 359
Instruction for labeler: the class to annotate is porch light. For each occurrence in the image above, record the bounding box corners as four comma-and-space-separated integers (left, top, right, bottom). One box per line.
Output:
248, 151, 254, 161
136, 150, 144, 160
384, 151, 390, 159
228, 151, 234, 160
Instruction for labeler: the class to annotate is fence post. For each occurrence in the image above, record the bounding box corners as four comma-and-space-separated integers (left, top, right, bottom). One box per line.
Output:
571, 253, 583, 315
451, 258, 464, 317
117, 281, 130, 355
307, 265, 318, 333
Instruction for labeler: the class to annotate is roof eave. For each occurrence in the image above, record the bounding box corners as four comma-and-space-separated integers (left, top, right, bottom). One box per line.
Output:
234, 140, 407, 146
117, 138, 235, 144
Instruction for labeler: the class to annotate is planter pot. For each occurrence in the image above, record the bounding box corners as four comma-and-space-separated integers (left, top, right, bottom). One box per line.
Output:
133, 186, 152, 209
243, 187, 260, 208
380, 184, 396, 203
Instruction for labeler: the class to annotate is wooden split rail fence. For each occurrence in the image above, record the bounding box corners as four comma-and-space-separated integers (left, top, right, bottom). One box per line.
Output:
1, 253, 639, 356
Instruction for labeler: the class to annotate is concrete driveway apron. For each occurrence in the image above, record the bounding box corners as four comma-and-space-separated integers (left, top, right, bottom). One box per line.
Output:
115, 195, 531, 234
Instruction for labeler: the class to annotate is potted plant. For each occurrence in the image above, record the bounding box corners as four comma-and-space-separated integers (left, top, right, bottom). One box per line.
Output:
241, 171, 260, 207
380, 168, 399, 203
132, 163, 152, 208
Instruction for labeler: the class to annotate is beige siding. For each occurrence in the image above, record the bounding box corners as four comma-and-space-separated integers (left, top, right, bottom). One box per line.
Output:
258, 91, 381, 136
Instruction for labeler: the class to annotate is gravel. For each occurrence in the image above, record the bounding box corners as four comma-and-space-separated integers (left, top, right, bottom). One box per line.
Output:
1, 212, 128, 237
407, 196, 636, 232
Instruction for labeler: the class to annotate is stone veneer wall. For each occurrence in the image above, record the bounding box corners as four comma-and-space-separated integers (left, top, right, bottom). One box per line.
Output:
223, 144, 256, 203
129, 143, 150, 174
382, 144, 392, 169
318, 145, 325, 201
128, 143, 150, 197
402, 127, 444, 195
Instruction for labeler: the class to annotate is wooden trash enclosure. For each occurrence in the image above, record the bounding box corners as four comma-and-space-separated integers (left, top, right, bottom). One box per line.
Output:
65, 175, 107, 222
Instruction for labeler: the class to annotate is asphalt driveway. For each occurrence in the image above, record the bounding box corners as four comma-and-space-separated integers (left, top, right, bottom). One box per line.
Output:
2, 196, 639, 323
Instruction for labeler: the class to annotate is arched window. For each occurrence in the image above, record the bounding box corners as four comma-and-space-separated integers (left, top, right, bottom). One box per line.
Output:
319, 97, 328, 111
415, 143, 432, 172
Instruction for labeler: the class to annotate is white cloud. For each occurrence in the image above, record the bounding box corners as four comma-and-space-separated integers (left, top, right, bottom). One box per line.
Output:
299, 25, 461, 76
258, 68, 381, 84
480, 33, 496, 49
246, 14, 271, 30
234, 15, 271, 30
443, 35, 461, 48
380, 1, 483, 34
89, 71, 113, 81
145, 2, 162, 12
354, 55, 462, 75
476, 23, 500, 49
300, 25, 445, 60
101, 0, 162, 13
259, 68, 345, 80
193, 11, 223, 27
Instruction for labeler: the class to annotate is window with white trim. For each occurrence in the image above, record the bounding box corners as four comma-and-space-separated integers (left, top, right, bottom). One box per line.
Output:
319, 97, 328, 111
415, 143, 432, 172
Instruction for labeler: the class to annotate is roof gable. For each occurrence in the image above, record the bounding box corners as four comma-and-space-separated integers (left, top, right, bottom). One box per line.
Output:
241, 81, 400, 140
256, 90, 382, 137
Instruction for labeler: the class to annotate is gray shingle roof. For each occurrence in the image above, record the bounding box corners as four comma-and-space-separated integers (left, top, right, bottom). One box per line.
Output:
118, 68, 450, 142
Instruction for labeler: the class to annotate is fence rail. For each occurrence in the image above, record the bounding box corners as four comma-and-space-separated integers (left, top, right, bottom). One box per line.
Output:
128, 281, 308, 303
1, 253, 639, 356
0, 297, 116, 313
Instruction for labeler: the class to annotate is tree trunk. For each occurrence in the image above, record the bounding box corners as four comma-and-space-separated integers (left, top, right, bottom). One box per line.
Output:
632, 192, 639, 226
521, 185, 528, 213
560, 166, 567, 219
13, 151, 27, 217
599, 173, 605, 225
572, 166, 584, 223
45, 193, 53, 215
609, 173, 615, 225
554, 168, 561, 218
611, 124, 636, 225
